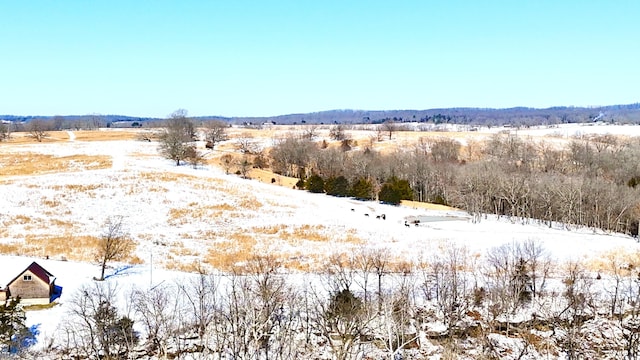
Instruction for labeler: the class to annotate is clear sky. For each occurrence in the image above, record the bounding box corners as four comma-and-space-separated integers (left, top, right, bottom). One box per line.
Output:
1, 1, 639, 118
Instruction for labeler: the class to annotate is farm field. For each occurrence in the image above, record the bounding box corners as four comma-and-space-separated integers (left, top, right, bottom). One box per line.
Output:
2, 122, 640, 358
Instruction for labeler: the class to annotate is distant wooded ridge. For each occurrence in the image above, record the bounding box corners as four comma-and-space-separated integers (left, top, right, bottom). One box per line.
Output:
2, 102, 640, 126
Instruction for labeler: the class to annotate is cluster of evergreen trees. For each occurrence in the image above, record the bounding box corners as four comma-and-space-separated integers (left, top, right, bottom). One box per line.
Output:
298, 174, 413, 204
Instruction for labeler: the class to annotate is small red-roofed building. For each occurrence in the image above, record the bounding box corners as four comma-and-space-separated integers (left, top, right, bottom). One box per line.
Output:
1, 261, 57, 305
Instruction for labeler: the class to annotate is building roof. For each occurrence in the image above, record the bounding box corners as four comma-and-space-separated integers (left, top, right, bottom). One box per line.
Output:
6, 261, 55, 287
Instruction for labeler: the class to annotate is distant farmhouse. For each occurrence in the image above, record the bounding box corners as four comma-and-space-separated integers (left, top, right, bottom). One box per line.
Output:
0, 262, 58, 305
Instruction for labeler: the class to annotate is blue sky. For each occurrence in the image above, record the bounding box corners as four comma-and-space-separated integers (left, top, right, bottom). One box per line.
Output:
1, 1, 639, 118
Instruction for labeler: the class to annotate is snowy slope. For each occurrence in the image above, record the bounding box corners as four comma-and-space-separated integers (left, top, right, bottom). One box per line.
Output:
0, 124, 639, 352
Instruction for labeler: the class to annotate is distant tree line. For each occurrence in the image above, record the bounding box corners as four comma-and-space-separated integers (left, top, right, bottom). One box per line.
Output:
228, 103, 640, 126
3, 102, 640, 128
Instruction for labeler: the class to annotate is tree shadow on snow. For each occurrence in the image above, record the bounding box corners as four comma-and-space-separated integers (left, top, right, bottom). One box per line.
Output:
104, 265, 141, 280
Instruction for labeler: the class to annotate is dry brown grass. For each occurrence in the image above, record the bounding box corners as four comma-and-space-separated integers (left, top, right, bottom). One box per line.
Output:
200, 224, 364, 272
0, 233, 140, 263
72, 130, 140, 141
251, 224, 287, 235
585, 248, 640, 275
167, 200, 258, 226
401, 199, 456, 211
26, 234, 100, 261
40, 197, 62, 208
169, 242, 201, 257
138, 171, 199, 183
0, 234, 99, 261
55, 184, 104, 192
248, 168, 299, 188
248, 224, 363, 246
0, 153, 112, 176
128, 255, 144, 265
165, 259, 204, 272
2, 215, 48, 233
48, 218, 75, 229
0, 242, 21, 254
0, 131, 71, 144
205, 231, 258, 272
282, 255, 315, 272
13, 215, 32, 224
23, 302, 60, 311
211, 203, 236, 211
238, 197, 263, 210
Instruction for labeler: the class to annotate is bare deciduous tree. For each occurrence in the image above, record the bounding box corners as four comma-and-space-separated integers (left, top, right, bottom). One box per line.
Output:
131, 284, 180, 357
237, 133, 258, 154
204, 120, 229, 149
430, 137, 461, 163
28, 118, 50, 142
269, 136, 318, 177
555, 261, 595, 359
184, 144, 205, 168
422, 244, 472, 333
64, 282, 138, 359
0, 122, 10, 141
95, 216, 134, 281
180, 263, 218, 338
220, 153, 235, 174
237, 155, 252, 178
158, 109, 195, 166
381, 120, 397, 140
302, 124, 319, 140
52, 115, 65, 131
377, 271, 419, 360
329, 124, 347, 141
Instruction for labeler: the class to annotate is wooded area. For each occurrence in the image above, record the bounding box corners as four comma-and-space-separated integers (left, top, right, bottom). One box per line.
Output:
266, 130, 640, 236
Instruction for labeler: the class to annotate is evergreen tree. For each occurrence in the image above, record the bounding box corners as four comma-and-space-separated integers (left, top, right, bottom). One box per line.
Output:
350, 177, 373, 200
513, 258, 533, 304
305, 174, 325, 193
326, 289, 363, 324
0, 297, 29, 354
325, 175, 350, 197
378, 176, 414, 205
94, 300, 139, 358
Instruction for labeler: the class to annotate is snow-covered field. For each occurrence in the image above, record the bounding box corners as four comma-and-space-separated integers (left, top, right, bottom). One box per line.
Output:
1, 122, 640, 355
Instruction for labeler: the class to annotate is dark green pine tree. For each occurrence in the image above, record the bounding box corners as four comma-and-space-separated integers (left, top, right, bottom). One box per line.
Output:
378, 176, 414, 205
0, 297, 29, 353
305, 174, 325, 193
350, 177, 373, 200
94, 300, 139, 358
325, 175, 350, 197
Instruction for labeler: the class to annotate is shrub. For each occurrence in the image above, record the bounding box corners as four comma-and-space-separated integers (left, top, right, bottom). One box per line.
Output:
305, 174, 325, 193
0, 297, 31, 354
378, 176, 414, 205
350, 177, 373, 200
325, 176, 350, 197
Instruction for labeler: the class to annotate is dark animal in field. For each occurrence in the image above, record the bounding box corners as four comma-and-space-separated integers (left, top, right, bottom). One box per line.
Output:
364, 213, 369, 217
205, 141, 214, 149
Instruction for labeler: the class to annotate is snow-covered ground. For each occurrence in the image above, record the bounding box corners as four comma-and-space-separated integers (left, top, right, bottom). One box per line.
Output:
1, 123, 640, 353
